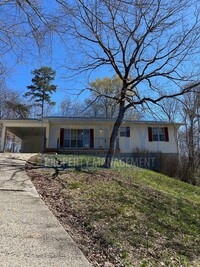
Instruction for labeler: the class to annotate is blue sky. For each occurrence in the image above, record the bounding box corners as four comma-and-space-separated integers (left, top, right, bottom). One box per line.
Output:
7, 63, 70, 106
3, 0, 200, 119
2, 0, 115, 113
2, 0, 96, 113
6, 38, 111, 115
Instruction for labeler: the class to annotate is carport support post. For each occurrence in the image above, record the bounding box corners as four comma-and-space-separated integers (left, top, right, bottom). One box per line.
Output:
46, 125, 50, 148
1, 126, 6, 152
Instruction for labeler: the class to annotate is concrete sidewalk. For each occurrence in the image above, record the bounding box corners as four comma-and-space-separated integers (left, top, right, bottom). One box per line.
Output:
0, 153, 91, 267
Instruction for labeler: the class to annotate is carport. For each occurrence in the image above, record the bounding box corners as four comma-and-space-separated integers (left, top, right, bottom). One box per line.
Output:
0, 119, 50, 153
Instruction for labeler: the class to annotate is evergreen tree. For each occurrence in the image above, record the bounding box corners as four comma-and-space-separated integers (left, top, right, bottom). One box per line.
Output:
24, 66, 57, 117
5, 101, 30, 119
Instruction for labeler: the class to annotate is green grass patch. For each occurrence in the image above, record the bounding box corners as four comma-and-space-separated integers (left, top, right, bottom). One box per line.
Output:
42, 154, 133, 170
36, 154, 200, 266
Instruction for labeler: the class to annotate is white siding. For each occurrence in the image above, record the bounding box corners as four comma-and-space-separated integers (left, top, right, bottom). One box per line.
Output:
119, 124, 178, 153
49, 125, 60, 148
49, 124, 111, 149
0, 119, 179, 154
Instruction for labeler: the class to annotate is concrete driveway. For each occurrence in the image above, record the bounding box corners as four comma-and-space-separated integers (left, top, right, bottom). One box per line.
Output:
0, 153, 91, 267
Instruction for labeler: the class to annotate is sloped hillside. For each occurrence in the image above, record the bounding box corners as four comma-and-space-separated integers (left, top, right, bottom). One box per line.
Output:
27, 155, 200, 267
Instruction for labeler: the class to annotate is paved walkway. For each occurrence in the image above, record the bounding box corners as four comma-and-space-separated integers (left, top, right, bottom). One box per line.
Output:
0, 153, 91, 267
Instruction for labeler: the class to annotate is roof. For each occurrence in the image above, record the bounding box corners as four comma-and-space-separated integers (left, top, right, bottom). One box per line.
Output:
0, 116, 184, 126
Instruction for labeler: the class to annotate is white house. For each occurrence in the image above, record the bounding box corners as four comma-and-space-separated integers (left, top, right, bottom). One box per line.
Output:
0, 117, 181, 156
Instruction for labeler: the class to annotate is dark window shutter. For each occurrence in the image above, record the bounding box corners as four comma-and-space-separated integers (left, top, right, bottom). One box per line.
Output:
90, 129, 94, 148
60, 128, 64, 148
126, 127, 130, 137
148, 127, 153, 142
164, 127, 169, 142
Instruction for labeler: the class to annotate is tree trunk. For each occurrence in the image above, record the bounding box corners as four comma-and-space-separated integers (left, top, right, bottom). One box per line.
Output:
104, 102, 126, 168
42, 97, 44, 118
188, 115, 195, 183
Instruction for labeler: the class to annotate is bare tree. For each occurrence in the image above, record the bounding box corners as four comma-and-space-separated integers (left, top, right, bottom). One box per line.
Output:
178, 88, 200, 183
150, 91, 199, 183
0, 79, 29, 119
58, 0, 200, 167
0, 1, 60, 75
85, 76, 121, 118
154, 86, 200, 184
5, 101, 29, 119
59, 97, 87, 117
155, 97, 181, 122
0, 79, 8, 119
85, 75, 142, 119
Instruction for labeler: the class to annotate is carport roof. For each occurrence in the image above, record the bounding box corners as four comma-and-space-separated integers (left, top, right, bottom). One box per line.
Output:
0, 119, 48, 139
6, 126, 45, 139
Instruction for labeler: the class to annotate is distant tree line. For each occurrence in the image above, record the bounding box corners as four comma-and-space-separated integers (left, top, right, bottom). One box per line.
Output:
157, 86, 200, 185
59, 76, 142, 120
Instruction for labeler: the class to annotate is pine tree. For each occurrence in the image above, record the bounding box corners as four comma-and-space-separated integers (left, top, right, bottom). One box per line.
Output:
24, 66, 57, 117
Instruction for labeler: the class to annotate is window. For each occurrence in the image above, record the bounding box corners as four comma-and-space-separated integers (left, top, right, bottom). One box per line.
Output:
120, 127, 130, 137
148, 127, 169, 142
63, 129, 91, 148
152, 127, 165, 141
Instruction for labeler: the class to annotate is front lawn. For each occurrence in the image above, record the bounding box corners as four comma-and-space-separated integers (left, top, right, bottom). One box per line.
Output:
27, 154, 200, 267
